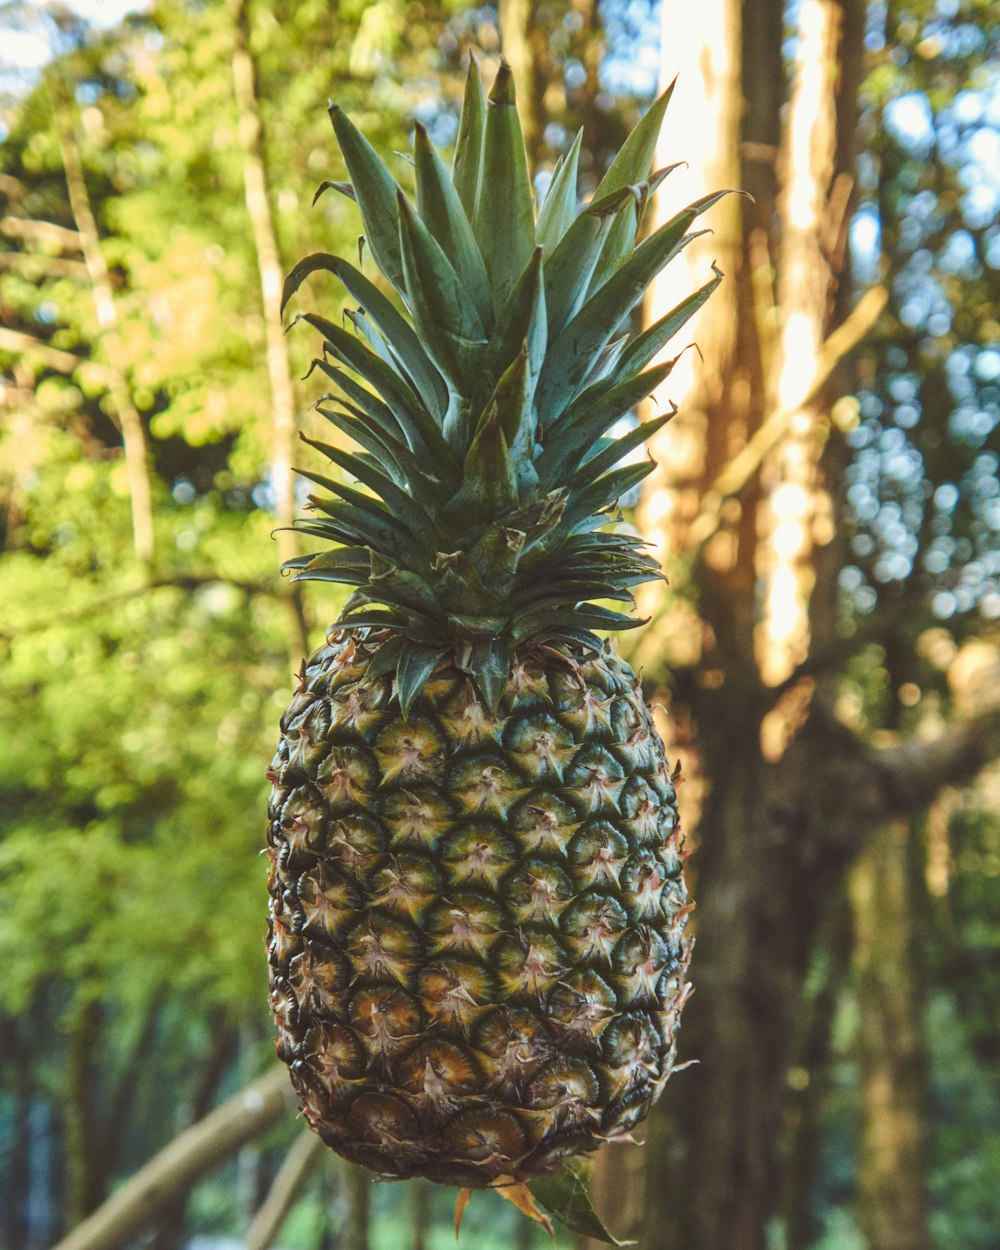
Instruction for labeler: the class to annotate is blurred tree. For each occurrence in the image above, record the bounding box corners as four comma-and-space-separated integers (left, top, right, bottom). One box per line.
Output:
619, 0, 1000, 1247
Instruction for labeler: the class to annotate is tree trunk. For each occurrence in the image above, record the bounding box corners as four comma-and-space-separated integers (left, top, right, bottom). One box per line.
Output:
65, 996, 105, 1226
230, 0, 310, 669
850, 819, 932, 1250
343, 1164, 371, 1250
409, 1179, 431, 1250
47, 86, 155, 567
638, 2, 867, 1247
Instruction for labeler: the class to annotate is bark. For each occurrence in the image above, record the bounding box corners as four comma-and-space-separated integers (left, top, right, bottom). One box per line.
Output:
230, 0, 310, 669
48, 1067, 296, 1250
636, 3, 871, 1247
343, 1164, 371, 1250
65, 996, 105, 1226
581, 1141, 644, 1250
47, 85, 155, 567
850, 819, 931, 1250
245, 1130, 324, 1250
409, 1179, 431, 1250
782, 896, 854, 1250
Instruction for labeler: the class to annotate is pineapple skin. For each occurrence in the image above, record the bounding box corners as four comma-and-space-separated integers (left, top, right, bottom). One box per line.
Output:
266, 629, 692, 1187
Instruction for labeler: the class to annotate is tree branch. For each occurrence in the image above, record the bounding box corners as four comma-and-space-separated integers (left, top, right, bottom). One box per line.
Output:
1, 214, 83, 251
245, 1129, 325, 1250
49, 1068, 296, 1250
876, 702, 1000, 815
0, 325, 115, 384
0, 250, 90, 279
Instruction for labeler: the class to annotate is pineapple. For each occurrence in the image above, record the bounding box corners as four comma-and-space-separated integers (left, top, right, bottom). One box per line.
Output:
266, 60, 725, 1218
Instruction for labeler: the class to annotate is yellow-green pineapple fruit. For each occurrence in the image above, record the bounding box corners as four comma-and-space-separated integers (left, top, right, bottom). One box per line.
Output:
266, 59, 726, 1221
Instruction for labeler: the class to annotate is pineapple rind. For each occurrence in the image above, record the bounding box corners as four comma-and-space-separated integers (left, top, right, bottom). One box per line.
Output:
267, 631, 692, 1186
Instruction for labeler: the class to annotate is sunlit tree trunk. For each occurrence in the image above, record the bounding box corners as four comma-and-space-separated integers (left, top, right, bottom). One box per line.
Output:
230, 0, 310, 669
851, 819, 932, 1250
48, 88, 155, 568
637, 2, 866, 1248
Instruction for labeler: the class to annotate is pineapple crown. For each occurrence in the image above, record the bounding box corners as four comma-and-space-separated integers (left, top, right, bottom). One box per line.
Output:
282, 60, 730, 714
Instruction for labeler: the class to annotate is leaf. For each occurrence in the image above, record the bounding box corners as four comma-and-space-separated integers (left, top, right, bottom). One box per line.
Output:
312, 179, 355, 204
396, 641, 448, 717
485, 248, 547, 400
299, 433, 437, 545
528, 1166, 637, 1245
566, 411, 674, 490
364, 635, 404, 680
544, 185, 638, 336
471, 635, 510, 713
474, 61, 536, 310
536, 189, 739, 422
536, 128, 583, 254
413, 121, 493, 332
452, 60, 486, 218
492, 1180, 554, 1238
299, 313, 454, 469
283, 253, 447, 419
328, 103, 407, 293
397, 193, 487, 393
537, 359, 677, 485
616, 263, 724, 376
592, 76, 676, 199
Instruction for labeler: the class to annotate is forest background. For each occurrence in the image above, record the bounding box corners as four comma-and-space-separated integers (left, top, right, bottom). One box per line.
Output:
0, 0, 998, 1249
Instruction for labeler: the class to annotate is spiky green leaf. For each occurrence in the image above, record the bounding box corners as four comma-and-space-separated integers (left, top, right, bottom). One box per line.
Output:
413, 122, 493, 331
474, 62, 535, 309
536, 129, 583, 254
328, 104, 407, 293
452, 59, 486, 218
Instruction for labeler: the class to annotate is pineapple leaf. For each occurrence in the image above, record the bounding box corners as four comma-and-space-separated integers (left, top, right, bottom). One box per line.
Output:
587, 165, 684, 299
456, 413, 519, 523
616, 263, 724, 376
397, 192, 488, 394
296, 500, 407, 558
544, 185, 639, 336
536, 128, 583, 254
565, 411, 674, 490
474, 61, 536, 310
315, 403, 447, 503
299, 313, 454, 469
528, 1167, 637, 1246
307, 361, 412, 456
328, 103, 407, 293
452, 58, 486, 218
312, 178, 355, 204
592, 76, 676, 199
473, 346, 536, 474
299, 433, 438, 545
363, 635, 405, 680
537, 358, 677, 484
396, 642, 448, 717
458, 635, 510, 714
536, 189, 738, 421
413, 121, 493, 332
559, 459, 657, 534
283, 253, 447, 419
485, 247, 546, 406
